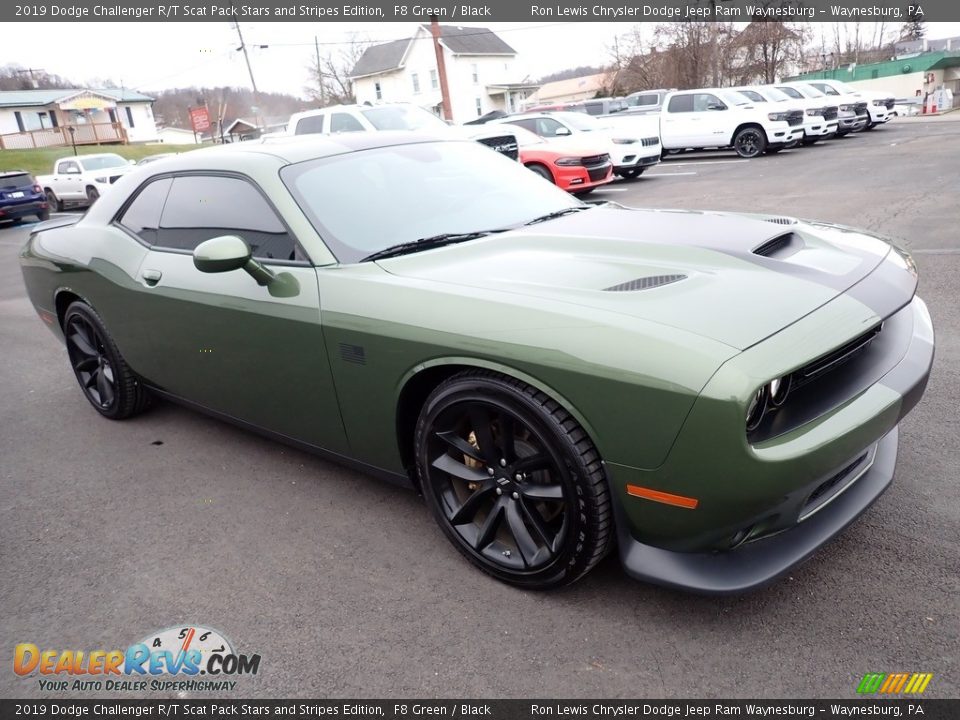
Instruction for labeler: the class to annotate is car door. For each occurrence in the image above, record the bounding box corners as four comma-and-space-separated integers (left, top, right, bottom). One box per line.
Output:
118, 173, 349, 454
661, 93, 698, 147
54, 159, 84, 200
688, 92, 731, 146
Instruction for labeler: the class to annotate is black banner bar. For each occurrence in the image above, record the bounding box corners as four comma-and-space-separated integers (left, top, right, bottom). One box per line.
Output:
3, 1, 960, 23
2, 700, 959, 720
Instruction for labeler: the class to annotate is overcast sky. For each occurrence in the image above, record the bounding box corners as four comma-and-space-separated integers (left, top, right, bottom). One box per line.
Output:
4, 22, 960, 97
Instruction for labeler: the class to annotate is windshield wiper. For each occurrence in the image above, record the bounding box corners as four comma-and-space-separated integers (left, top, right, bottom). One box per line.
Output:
361, 229, 508, 262
524, 206, 590, 226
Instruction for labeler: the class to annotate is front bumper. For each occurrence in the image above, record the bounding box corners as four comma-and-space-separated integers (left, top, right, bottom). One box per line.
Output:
867, 106, 892, 124
610, 293, 934, 594
803, 117, 836, 138
838, 114, 869, 133
768, 127, 804, 146
612, 147, 660, 173
555, 163, 613, 192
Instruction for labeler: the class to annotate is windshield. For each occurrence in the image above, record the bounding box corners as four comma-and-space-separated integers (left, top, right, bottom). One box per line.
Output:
761, 87, 792, 102
809, 82, 841, 96
282, 140, 580, 264
736, 90, 764, 103
501, 125, 544, 147
79, 154, 128, 171
722, 91, 751, 106
796, 84, 826, 98
360, 105, 448, 131
777, 86, 803, 99
554, 113, 600, 131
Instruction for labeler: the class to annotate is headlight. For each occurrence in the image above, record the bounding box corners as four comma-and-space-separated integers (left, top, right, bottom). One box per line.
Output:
94, 176, 108, 183
839, 104, 853, 111
767, 112, 789, 122
746, 387, 767, 432
805, 108, 821, 116
872, 100, 884, 106
555, 157, 582, 167
611, 138, 636, 144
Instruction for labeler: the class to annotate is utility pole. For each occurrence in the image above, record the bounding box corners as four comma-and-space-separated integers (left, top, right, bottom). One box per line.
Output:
14, 68, 45, 89
430, 16, 453, 121
315, 35, 326, 107
229, 4, 264, 134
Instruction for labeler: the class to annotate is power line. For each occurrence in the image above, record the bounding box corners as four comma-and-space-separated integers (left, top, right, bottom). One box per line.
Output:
248, 23, 566, 48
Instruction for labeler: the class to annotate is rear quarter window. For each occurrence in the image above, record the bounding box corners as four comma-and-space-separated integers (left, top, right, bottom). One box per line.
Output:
295, 114, 325, 135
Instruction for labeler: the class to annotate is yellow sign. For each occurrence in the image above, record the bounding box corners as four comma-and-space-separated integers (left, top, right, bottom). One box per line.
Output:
58, 94, 115, 111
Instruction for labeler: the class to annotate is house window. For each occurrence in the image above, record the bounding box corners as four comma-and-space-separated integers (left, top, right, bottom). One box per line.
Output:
49, 112, 59, 128
108, 108, 118, 123
472, 64, 479, 85
14, 111, 25, 132
125, 106, 135, 128
475, 97, 482, 116
412, 73, 420, 94
374, 81, 382, 100
430, 69, 438, 90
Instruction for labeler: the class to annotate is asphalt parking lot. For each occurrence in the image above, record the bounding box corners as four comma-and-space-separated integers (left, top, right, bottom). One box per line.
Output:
1, 118, 958, 699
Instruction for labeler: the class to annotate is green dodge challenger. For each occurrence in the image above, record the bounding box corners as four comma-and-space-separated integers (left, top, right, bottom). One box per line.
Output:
19, 134, 934, 593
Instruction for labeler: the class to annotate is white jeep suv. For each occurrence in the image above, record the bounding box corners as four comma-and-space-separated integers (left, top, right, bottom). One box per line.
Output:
660, 89, 804, 158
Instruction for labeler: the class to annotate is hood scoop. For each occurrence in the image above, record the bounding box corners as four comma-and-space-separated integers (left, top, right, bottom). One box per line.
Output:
603, 274, 687, 292
753, 232, 802, 259
764, 216, 798, 225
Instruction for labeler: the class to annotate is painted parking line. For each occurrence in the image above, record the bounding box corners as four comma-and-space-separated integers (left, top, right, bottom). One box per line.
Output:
593, 187, 630, 193
645, 171, 699, 177
660, 159, 749, 167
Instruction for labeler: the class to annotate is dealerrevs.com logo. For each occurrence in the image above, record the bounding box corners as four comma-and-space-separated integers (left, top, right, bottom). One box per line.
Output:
14, 625, 261, 692
856, 673, 934, 695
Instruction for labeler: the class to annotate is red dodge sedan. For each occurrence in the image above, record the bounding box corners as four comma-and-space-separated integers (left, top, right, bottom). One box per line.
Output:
507, 125, 613, 195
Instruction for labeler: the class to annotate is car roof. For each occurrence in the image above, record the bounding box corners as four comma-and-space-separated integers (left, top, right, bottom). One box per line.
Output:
171, 132, 462, 166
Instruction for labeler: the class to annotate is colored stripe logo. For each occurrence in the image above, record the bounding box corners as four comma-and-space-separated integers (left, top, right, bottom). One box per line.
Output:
857, 673, 933, 694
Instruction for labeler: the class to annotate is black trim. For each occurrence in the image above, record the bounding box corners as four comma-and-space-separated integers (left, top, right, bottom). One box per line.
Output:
144, 385, 413, 489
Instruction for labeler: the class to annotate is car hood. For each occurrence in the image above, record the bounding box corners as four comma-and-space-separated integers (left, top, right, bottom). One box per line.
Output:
375, 207, 893, 350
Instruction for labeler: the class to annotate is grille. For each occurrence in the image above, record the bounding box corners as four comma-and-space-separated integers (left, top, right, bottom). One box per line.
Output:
854, 102, 868, 116
823, 106, 839, 120
603, 274, 686, 292
800, 452, 870, 520
476, 135, 519, 161
587, 165, 609, 182
793, 324, 883, 390
641, 136, 660, 147
581, 154, 608, 166
786, 110, 804, 126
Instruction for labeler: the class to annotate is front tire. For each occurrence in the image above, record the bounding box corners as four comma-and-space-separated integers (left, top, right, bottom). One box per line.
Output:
733, 127, 766, 158
415, 371, 613, 590
618, 167, 644, 179
63, 301, 151, 419
86, 186, 100, 204
525, 163, 555, 184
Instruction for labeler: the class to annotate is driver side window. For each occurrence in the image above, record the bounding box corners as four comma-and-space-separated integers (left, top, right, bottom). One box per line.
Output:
536, 118, 566, 137
152, 175, 306, 263
693, 93, 724, 112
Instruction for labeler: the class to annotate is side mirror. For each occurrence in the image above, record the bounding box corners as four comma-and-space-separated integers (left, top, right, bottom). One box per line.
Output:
555, 127, 571, 136
193, 235, 252, 274
706, 103, 727, 111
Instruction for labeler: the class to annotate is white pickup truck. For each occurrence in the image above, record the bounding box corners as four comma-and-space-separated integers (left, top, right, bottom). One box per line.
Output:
38, 153, 136, 210
660, 89, 805, 158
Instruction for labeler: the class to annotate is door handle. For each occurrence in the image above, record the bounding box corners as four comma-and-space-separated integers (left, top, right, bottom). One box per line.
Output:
141, 269, 162, 286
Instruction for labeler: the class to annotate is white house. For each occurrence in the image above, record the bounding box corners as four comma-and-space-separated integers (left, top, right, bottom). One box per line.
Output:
0, 88, 158, 149
156, 126, 202, 145
350, 25, 539, 122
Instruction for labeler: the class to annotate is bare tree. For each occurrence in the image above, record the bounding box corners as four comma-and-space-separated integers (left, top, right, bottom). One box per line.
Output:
730, 19, 809, 85
304, 34, 372, 107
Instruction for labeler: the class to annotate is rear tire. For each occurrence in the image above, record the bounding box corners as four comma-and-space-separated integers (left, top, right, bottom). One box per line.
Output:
45, 189, 62, 212
415, 371, 613, 590
63, 301, 151, 420
37, 208, 51, 222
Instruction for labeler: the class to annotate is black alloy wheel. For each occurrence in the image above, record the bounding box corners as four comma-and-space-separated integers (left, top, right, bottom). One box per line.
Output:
416, 371, 613, 589
63, 301, 150, 419
733, 127, 766, 158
